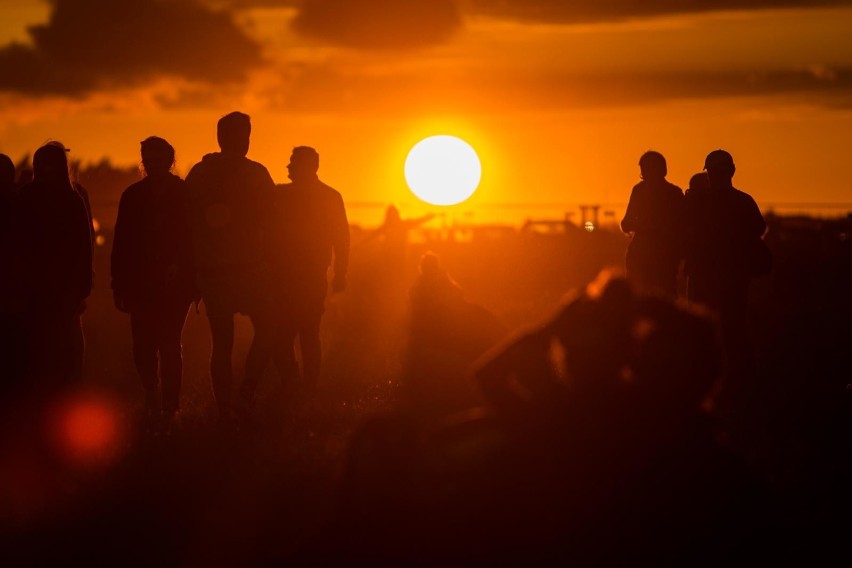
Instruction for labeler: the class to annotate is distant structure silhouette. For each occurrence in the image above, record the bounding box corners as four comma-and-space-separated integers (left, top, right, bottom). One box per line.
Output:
365, 205, 435, 265
8, 143, 93, 385
269, 146, 349, 392
621, 151, 684, 297
684, 150, 768, 377
111, 137, 196, 424
185, 112, 277, 418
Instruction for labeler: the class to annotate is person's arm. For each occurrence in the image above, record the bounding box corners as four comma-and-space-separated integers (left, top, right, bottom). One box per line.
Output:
621, 185, 641, 233
746, 195, 766, 238
331, 192, 350, 293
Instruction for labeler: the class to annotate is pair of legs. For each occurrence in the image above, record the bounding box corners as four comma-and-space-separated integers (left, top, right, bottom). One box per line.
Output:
130, 301, 190, 415
208, 311, 277, 412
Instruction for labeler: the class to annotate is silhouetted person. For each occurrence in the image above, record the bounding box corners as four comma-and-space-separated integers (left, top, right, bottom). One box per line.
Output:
111, 137, 196, 423
269, 146, 349, 392
0, 153, 27, 392
0, 153, 15, 229
404, 251, 504, 415
621, 151, 684, 297
685, 150, 766, 377
8, 143, 93, 385
185, 112, 276, 417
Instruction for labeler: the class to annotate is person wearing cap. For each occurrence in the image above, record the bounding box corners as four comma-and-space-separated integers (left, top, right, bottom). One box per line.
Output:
111, 137, 197, 425
265, 146, 349, 395
620, 151, 684, 297
7, 143, 93, 385
684, 150, 766, 377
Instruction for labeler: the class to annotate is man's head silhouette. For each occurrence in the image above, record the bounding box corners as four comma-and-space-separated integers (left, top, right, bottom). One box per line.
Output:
33, 142, 70, 184
704, 149, 735, 189
217, 112, 251, 157
141, 136, 175, 177
639, 151, 667, 181
287, 146, 320, 183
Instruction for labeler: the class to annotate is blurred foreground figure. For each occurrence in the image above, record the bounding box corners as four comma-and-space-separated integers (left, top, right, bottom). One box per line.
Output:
325, 275, 766, 563
403, 251, 505, 415
111, 137, 196, 422
8, 143, 93, 385
685, 150, 768, 376
621, 151, 684, 297
185, 112, 276, 417
269, 146, 349, 393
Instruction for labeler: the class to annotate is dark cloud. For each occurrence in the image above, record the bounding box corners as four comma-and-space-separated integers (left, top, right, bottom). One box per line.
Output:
254, 63, 852, 115
466, 0, 852, 24
291, 0, 461, 49
0, 0, 264, 94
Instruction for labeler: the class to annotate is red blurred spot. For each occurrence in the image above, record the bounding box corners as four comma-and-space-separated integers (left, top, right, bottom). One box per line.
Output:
56, 397, 122, 465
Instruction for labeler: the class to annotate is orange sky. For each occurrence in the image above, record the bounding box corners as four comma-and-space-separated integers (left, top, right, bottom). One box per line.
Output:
1, 1, 851, 225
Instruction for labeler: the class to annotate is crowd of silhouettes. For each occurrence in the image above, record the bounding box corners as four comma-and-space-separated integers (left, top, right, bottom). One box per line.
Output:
0, 113, 352, 429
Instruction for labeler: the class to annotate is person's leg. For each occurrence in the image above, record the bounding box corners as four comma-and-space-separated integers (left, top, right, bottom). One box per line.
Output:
157, 303, 190, 416
240, 312, 276, 404
300, 313, 323, 391
208, 315, 235, 414
130, 310, 160, 414
273, 318, 300, 386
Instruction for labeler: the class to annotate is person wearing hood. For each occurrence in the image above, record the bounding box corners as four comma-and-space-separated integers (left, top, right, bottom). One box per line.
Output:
185, 112, 276, 418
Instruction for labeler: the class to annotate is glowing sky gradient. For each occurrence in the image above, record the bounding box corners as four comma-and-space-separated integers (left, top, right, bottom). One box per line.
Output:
1, 1, 851, 224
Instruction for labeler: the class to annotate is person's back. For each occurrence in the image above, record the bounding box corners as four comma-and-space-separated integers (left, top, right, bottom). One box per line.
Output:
112, 137, 196, 423
685, 150, 765, 383
621, 151, 684, 296
112, 172, 195, 308
9, 143, 92, 385
684, 150, 765, 309
268, 146, 349, 392
186, 152, 273, 275
14, 170, 92, 313
183, 112, 276, 417
273, 178, 348, 282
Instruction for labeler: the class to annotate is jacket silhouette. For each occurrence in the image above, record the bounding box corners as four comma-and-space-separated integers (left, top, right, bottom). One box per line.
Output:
621, 151, 684, 296
111, 172, 196, 309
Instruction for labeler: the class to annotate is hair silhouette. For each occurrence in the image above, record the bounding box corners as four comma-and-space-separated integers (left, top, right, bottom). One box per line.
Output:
217, 111, 251, 156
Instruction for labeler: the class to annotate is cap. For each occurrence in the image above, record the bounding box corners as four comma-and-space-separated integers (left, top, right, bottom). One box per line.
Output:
704, 149, 734, 170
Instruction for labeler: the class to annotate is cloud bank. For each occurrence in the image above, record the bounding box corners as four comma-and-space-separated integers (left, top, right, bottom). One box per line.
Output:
0, 0, 264, 94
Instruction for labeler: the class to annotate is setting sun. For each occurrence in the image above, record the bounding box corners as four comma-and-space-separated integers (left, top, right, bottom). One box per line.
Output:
404, 135, 481, 206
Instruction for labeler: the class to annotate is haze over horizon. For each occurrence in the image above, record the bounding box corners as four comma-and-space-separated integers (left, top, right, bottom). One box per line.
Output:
1, 0, 851, 224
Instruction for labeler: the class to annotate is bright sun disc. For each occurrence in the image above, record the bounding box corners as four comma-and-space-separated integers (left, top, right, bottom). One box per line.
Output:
405, 135, 481, 206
